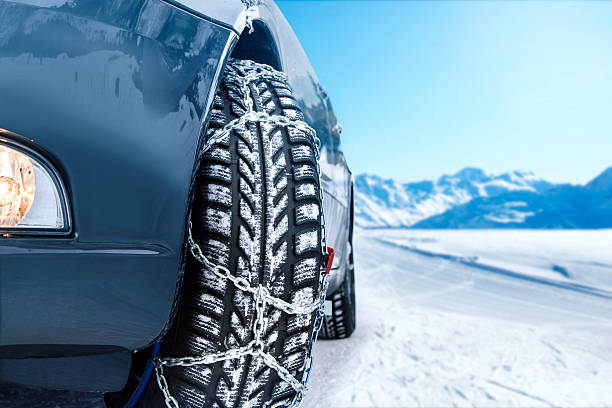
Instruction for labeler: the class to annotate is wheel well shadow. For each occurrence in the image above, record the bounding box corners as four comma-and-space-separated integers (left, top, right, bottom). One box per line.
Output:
231, 20, 282, 71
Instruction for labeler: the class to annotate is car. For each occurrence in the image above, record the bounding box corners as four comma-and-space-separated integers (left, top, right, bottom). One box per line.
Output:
0, 1, 355, 407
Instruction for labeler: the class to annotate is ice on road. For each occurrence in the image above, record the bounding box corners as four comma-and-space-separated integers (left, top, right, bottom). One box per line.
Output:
304, 229, 612, 407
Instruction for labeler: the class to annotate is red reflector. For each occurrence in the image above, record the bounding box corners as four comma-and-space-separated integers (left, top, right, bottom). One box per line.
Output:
323, 247, 335, 275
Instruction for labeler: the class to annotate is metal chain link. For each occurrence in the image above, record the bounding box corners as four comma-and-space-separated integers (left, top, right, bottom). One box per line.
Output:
153, 60, 329, 408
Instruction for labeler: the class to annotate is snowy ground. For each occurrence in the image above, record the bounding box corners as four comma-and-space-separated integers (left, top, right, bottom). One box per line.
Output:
304, 229, 612, 407
2, 229, 612, 407
372, 229, 612, 290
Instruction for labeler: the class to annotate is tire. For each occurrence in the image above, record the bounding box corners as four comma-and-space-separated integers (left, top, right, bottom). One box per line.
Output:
127, 59, 323, 408
319, 242, 356, 340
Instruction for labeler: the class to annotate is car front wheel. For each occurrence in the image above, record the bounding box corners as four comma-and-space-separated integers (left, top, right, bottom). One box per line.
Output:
108, 58, 326, 408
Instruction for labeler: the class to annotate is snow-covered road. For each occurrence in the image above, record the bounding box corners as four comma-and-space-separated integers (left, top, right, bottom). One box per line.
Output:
2, 230, 612, 407
304, 230, 612, 407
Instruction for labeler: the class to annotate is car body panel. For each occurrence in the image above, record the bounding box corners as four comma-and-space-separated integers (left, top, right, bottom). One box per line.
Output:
0, 0, 236, 349
0, 350, 131, 391
0, 0, 351, 391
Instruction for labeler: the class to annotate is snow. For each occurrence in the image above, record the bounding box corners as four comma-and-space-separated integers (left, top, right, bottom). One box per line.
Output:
304, 229, 612, 407
206, 207, 231, 237
296, 203, 319, 224
483, 202, 537, 224
295, 183, 316, 200
371, 229, 612, 290
3, 230, 612, 407
476, 179, 537, 192
295, 230, 318, 255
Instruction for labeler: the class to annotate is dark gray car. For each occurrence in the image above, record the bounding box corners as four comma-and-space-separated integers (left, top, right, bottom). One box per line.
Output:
0, 1, 354, 407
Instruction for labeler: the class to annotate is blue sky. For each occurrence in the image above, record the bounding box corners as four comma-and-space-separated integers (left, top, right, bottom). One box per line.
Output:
277, 1, 612, 184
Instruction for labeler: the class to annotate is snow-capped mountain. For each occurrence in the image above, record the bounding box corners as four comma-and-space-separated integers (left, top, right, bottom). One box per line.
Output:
586, 166, 612, 192
355, 167, 612, 229
354, 167, 554, 228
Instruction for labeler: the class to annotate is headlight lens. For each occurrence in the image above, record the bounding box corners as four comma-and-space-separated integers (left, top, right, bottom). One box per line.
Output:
0, 146, 35, 226
0, 140, 69, 233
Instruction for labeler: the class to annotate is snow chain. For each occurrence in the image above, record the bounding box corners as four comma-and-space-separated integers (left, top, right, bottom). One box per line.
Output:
153, 59, 329, 408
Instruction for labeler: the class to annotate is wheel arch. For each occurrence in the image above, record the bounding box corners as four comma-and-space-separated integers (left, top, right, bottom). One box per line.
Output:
231, 20, 282, 71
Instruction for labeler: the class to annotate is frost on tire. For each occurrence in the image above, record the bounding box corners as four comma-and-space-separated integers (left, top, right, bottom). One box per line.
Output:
138, 59, 327, 408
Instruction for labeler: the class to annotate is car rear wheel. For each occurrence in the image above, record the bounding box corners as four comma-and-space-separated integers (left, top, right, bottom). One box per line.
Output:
320, 241, 356, 340
108, 58, 325, 408
319, 184, 355, 340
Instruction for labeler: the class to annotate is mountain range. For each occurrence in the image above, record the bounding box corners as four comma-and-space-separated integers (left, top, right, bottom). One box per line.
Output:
354, 167, 612, 229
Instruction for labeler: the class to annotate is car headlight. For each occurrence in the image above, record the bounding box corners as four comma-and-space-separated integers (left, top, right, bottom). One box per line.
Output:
0, 138, 70, 235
